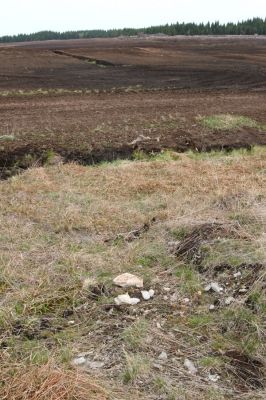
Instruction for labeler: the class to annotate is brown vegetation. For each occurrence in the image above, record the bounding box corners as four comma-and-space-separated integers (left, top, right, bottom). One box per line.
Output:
0, 149, 265, 399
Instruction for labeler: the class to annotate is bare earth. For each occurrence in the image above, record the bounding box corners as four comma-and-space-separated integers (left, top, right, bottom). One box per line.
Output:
0, 36, 266, 169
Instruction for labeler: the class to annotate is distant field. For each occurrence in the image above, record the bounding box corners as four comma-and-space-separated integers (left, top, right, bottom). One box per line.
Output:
1, 36, 266, 90
0, 36, 266, 173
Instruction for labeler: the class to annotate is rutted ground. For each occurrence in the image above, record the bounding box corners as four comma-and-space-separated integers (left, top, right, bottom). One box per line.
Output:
1, 36, 266, 176
0, 149, 265, 399
1, 36, 266, 90
1, 90, 266, 178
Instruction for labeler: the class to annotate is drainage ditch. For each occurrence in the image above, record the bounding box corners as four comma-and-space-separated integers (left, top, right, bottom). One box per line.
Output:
0, 142, 254, 180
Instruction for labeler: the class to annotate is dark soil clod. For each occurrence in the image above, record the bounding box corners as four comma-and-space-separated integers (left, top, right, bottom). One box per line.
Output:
225, 350, 265, 390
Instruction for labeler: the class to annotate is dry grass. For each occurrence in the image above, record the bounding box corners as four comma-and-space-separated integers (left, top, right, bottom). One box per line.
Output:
0, 148, 265, 399
0, 361, 108, 400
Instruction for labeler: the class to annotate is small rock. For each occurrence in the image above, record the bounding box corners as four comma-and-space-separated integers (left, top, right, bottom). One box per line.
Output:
72, 356, 86, 366
204, 283, 212, 292
233, 272, 242, 278
114, 293, 140, 306
163, 295, 168, 301
211, 282, 224, 293
184, 358, 197, 374
158, 351, 168, 361
68, 320, 75, 325
182, 298, 190, 304
156, 322, 162, 329
208, 373, 220, 382
163, 287, 171, 292
141, 289, 155, 301
141, 290, 151, 300
113, 273, 143, 288
239, 287, 248, 293
209, 304, 215, 311
205, 282, 223, 294
225, 296, 235, 305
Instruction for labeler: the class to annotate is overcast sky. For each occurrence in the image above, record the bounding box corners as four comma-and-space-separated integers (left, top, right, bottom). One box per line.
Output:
1, 0, 266, 36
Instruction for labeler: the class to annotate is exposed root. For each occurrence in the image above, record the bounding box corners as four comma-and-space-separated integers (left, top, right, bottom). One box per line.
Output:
172, 222, 242, 263
225, 350, 265, 391
104, 217, 156, 243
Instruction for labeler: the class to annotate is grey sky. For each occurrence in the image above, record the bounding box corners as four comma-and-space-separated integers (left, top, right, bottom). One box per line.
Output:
1, 0, 266, 36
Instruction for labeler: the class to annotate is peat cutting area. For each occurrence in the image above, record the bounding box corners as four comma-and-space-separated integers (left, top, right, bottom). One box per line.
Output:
0, 35, 266, 176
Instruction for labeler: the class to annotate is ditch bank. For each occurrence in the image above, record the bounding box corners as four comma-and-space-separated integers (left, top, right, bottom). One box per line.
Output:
0, 140, 258, 180
52, 50, 115, 66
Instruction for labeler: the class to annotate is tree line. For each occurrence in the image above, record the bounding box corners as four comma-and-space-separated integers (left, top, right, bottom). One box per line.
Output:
1, 18, 266, 43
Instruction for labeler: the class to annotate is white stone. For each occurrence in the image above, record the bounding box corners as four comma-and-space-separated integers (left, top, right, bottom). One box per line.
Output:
114, 293, 140, 306
210, 282, 223, 293
225, 296, 235, 305
72, 356, 86, 366
183, 298, 190, 304
141, 290, 154, 300
158, 351, 168, 360
233, 272, 242, 278
113, 273, 143, 288
141, 290, 151, 300
204, 283, 212, 292
184, 358, 197, 374
209, 304, 215, 311
204, 282, 223, 293
208, 373, 220, 382
163, 287, 171, 292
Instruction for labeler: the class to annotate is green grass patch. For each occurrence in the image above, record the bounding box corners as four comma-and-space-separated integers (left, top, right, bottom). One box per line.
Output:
0, 135, 15, 142
175, 265, 202, 294
122, 353, 150, 384
200, 239, 264, 268
122, 319, 148, 350
198, 114, 266, 131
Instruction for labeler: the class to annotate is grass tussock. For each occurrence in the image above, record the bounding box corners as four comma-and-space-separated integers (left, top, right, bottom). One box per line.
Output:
0, 361, 108, 400
198, 114, 266, 131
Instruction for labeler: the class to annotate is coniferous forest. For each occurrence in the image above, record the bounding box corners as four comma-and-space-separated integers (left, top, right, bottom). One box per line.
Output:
1, 18, 266, 43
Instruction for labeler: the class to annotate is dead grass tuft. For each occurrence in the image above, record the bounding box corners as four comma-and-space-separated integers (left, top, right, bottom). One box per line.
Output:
0, 361, 108, 400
